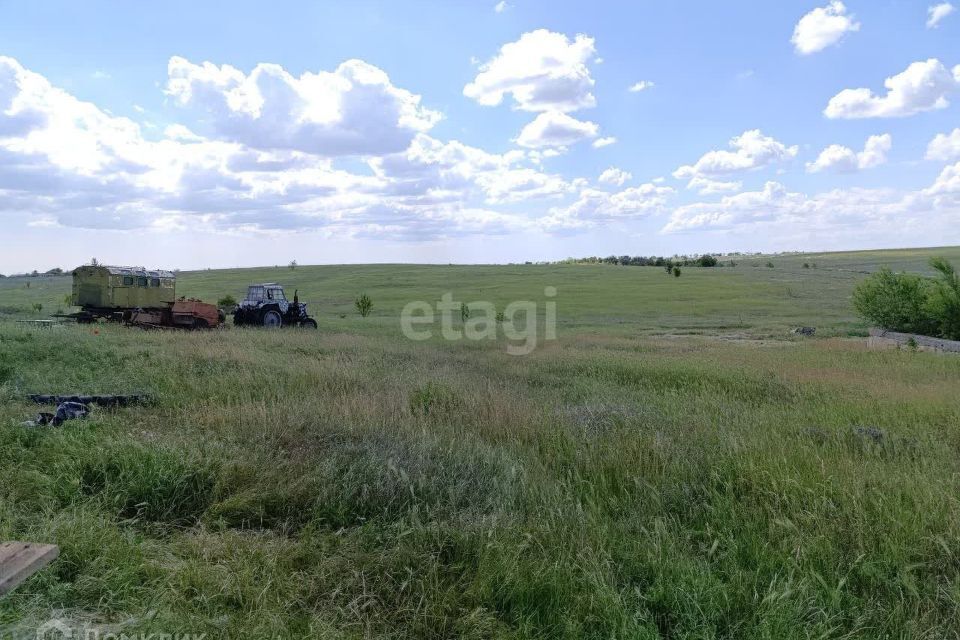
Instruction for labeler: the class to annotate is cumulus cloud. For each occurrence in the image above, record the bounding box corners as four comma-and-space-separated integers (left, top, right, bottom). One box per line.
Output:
628, 81, 654, 92
515, 111, 598, 148
592, 136, 616, 148
494, 1, 509, 12
542, 183, 673, 231
927, 128, 960, 161
598, 167, 631, 186
463, 29, 597, 112
926, 161, 960, 203
686, 176, 742, 195
927, 2, 955, 28
663, 181, 903, 233
673, 129, 798, 186
0, 55, 562, 239
663, 165, 960, 243
824, 59, 960, 119
806, 134, 892, 172
166, 56, 442, 156
791, 1, 860, 55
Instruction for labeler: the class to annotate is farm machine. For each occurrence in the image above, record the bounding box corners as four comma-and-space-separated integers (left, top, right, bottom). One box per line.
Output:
232, 283, 317, 328
62, 265, 224, 329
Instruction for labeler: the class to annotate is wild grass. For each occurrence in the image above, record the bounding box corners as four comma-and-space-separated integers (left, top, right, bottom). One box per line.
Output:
1, 249, 960, 638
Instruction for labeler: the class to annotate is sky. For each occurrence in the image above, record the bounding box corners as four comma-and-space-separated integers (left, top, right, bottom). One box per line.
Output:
1, 0, 959, 273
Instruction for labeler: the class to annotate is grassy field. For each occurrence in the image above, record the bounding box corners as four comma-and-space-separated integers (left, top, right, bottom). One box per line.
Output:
1, 247, 960, 638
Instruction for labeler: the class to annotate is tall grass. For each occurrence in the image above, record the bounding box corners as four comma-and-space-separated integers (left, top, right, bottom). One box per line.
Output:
1, 321, 960, 638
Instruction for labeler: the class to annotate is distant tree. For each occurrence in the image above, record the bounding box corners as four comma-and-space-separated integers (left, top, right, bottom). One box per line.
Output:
217, 295, 237, 308
460, 302, 470, 322
32, 303, 43, 314
91, 257, 99, 266
672, 266, 682, 278
696, 255, 718, 267
803, 263, 810, 269
766, 261, 775, 268
289, 260, 298, 270
45, 267, 64, 275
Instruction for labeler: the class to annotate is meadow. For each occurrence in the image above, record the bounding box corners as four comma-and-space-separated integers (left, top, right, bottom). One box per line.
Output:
1, 247, 960, 638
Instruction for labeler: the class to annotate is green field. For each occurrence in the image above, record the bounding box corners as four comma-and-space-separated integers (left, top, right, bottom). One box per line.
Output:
2, 247, 960, 638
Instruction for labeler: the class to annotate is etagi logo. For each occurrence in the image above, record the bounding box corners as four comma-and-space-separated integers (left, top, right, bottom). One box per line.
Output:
400, 287, 557, 356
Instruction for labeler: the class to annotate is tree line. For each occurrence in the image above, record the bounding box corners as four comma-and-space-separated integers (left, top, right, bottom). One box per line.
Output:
559, 254, 724, 268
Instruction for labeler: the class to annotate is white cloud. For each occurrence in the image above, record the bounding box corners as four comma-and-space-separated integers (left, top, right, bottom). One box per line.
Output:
791, 1, 860, 55
674, 129, 798, 185
927, 2, 955, 28
806, 134, 892, 172
927, 128, 960, 161
515, 111, 598, 148
166, 56, 442, 156
463, 29, 597, 113
663, 181, 904, 233
598, 167, 632, 186
542, 183, 674, 231
824, 58, 960, 119
628, 80, 654, 92
663, 166, 960, 243
686, 176, 742, 194
0, 55, 554, 239
592, 136, 616, 148
926, 161, 960, 203
494, 1, 509, 12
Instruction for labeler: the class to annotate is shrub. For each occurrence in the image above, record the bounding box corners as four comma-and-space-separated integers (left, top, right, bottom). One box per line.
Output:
460, 302, 470, 322
852, 267, 938, 335
32, 303, 43, 314
696, 254, 718, 267
927, 257, 960, 339
355, 293, 373, 317
217, 294, 237, 308
672, 266, 682, 278
766, 261, 775, 268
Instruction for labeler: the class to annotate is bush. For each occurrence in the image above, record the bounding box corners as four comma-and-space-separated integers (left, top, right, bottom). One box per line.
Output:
852, 267, 938, 336
696, 254, 718, 267
672, 266, 682, 278
927, 257, 960, 339
355, 293, 373, 317
217, 295, 237, 308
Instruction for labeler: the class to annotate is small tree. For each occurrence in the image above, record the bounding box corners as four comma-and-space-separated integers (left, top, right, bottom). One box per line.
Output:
852, 267, 937, 335
672, 266, 682, 278
355, 293, 373, 317
32, 303, 43, 315
288, 260, 298, 270
927, 257, 960, 339
696, 254, 718, 267
217, 294, 237, 308
460, 302, 470, 321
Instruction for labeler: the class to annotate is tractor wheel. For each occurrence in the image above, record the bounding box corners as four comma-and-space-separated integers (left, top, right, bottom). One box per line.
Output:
300, 318, 318, 329
261, 310, 282, 328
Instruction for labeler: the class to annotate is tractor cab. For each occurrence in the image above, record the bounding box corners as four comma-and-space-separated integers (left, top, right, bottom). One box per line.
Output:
243, 284, 286, 304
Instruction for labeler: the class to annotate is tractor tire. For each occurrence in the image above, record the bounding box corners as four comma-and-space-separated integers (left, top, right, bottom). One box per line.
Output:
261, 310, 282, 328
300, 318, 318, 329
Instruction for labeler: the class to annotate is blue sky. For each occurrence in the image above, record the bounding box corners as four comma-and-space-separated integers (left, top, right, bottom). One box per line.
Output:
1, 0, 959, 272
